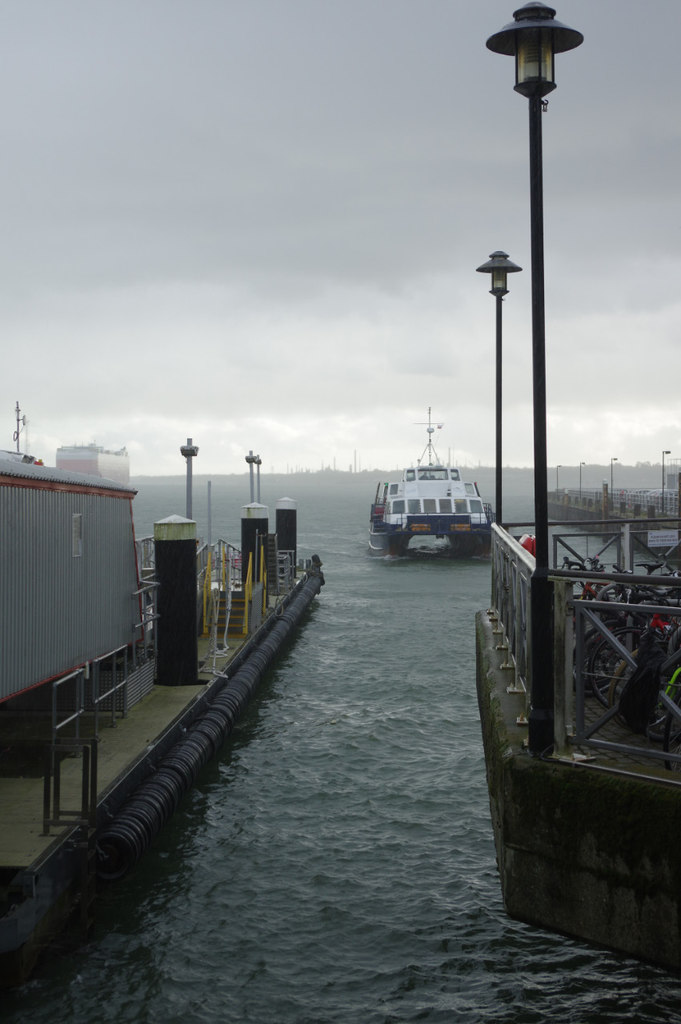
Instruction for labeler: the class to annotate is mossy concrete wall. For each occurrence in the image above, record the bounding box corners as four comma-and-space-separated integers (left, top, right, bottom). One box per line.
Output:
476, 609, 681, 970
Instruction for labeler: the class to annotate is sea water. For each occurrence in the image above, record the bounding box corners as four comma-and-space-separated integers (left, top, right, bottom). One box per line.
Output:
5, 473, 681, 1023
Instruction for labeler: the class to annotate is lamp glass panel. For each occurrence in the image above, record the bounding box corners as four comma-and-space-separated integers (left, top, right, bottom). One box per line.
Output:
516, 29, 554, 86
492, 269, 507, 294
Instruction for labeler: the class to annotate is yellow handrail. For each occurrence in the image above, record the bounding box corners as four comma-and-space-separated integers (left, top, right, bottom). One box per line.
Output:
260, 537, 267, 615
201, 548, 213, 637
243, 552, 253, 635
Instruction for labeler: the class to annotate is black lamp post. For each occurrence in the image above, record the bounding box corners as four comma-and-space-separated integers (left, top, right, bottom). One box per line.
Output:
476, 250, 522, 528
662, 450, 671, 515
556, 464, 561, 491
610, 456, 618, 505
659, 448, 667, 512
487, 3, 583, 755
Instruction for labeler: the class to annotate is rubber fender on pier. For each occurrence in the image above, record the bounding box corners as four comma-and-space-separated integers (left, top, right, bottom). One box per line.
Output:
96, 569, 323, 880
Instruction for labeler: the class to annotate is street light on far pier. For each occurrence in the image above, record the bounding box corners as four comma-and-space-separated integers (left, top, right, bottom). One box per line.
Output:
579, 461, 585, 504
245, 450, 262, 503
180, 438, 199, 519
476, 249, 522, 528
486, 2, 583, 756
556, 465, 562, 491
662, 450, 671, 515
659, 448, 667, 516
610, 457, 618, 504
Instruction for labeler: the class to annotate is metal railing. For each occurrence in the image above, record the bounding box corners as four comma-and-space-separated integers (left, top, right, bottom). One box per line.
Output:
490, 521, 681, 770
490, 525, 533, 703
571, 596, 681, 766
277, 550, 295, 593
43, 736, 97, 836
135, 535, 155, 572
49, 642, 141, 747
554, 486, 681, 518
132, 579, 158, 668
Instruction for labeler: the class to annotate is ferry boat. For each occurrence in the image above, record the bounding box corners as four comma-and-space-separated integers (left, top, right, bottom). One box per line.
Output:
368, 413, 493, 558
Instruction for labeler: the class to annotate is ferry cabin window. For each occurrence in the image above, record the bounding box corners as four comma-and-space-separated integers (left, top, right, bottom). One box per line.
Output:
469, 498, 484, 514
465, 483, 476, 496
423, 499, 437, 513
439, 499, 452, 513
406, 469, 416, 481
417, 468, 448, 481
450, 469, 460, 481
391, 499, 405, 513
389, 484, 399, 495
455, 499, 467, 514
408, 499, 421, 514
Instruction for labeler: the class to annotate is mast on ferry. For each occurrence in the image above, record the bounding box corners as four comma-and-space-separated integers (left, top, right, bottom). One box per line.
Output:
415, 407, 444, 466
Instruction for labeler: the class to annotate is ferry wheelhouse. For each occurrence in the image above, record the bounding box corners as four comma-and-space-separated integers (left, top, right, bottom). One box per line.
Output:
368, 416, 493, 558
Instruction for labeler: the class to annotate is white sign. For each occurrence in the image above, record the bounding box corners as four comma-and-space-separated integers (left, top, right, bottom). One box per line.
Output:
647, 529, 679, 549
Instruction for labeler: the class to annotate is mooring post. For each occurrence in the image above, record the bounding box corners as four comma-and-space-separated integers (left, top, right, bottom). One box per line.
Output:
154, 515, 198, 685
241, 503, 268, 588
276, 497, 297, 574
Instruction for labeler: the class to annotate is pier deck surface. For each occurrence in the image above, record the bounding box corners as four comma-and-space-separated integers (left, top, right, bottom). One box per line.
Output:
0, 636, 242, 873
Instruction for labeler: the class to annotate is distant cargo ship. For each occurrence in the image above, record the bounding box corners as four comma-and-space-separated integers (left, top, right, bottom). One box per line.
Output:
55, 443, 130, 484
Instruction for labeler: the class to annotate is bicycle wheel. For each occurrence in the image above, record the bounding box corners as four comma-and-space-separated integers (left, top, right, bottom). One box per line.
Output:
587, 626, 642, 708
606, 649, 636, 710
663, 701, 681, 771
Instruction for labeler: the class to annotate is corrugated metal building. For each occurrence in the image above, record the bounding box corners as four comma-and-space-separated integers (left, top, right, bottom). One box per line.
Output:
0, 456, 147, 704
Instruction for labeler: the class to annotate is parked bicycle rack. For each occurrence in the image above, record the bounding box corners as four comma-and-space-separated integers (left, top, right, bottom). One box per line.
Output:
492, 522, 681, 771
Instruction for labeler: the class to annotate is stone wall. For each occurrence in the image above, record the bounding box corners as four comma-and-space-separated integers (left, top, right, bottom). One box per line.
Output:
476, 608, 681, 969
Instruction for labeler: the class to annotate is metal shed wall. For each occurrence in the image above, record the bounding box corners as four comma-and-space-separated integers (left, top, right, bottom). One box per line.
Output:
1, 470, 139, 701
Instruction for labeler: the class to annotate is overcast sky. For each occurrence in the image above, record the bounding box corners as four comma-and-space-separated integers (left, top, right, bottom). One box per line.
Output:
3, 0, 680, 476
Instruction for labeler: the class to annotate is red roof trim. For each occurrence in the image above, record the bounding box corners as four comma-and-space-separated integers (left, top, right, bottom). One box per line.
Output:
0, 473, 136, 499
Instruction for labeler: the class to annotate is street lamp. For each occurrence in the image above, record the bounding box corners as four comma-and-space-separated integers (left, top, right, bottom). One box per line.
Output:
556, 464, 561, 491
579, 461, 585, 504
659, 450, 667, 516
487, 3, 583, 755
180, 438, 199, 519
662, 450, 671, 515
245, 450, 262, 503
610, 457, 618, 504
476, 250, 522, 528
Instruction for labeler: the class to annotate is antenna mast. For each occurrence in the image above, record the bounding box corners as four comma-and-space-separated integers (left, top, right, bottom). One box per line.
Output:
415, 407, 444, 466
13, 401, 26, 453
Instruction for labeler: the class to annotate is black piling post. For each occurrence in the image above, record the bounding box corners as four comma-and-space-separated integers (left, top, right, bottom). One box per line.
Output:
154, 515, 198, 686
276, 497, 297, 569
240, 503, 268, 588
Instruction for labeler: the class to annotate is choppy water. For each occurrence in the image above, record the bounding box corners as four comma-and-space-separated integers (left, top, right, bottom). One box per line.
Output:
5, 474, 681, 1021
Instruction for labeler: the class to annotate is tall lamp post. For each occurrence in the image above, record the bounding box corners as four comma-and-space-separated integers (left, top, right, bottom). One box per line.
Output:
245, 450, 260, 503
476, 250, 522, 528
659, 448, 667, 512
610, 456, 618, 506
180, 438, 199, 519
556, 464, 561, 491
579, 461, 585, 504
662, 450, 671, 515
487, 3, 583, 754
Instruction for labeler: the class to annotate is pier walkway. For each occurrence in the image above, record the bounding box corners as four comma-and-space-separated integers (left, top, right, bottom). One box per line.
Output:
476, 518, 681, 969
549, 482, 681, 523
0, 635, 243, 876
